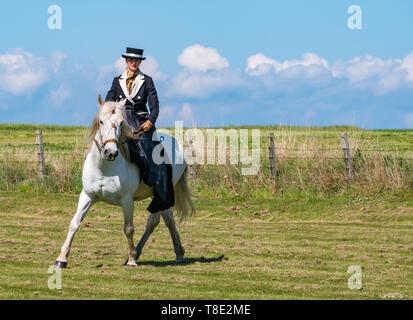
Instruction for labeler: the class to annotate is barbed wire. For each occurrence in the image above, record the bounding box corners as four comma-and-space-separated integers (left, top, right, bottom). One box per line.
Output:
3, 146, 413, 153
1, 130, 412, 139
1, 129, 412, 169
3, 159, 413, 166
2, 150, 413, 157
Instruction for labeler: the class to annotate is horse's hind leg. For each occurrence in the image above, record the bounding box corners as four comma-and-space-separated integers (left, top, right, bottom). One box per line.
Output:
161, 208, 185, 263
55, 190, 94, 268
134, 212, 161, 261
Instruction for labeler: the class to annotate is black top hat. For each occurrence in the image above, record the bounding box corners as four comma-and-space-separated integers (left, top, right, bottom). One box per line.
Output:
122, 47, 146, 60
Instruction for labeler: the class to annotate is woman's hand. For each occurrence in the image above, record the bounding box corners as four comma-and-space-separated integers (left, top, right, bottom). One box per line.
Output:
139, 120, 153, 132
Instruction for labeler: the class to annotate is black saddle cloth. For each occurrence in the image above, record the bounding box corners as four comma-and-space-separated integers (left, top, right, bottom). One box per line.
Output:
125, 109, 174, 213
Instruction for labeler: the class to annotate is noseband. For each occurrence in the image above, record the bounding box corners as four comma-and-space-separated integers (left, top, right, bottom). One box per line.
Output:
95, 122, 119, 152
102, 123, 118, 145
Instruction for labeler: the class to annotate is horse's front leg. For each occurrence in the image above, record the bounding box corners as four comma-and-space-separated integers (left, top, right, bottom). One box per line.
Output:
121, 195, 138, 266
55, 190, 94, 268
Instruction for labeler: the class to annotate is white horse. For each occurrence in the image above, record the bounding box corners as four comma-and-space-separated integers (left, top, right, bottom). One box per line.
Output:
55, 95, 195, 267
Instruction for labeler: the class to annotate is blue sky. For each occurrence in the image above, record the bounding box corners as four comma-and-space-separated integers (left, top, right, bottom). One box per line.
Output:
0, 0, 412, 128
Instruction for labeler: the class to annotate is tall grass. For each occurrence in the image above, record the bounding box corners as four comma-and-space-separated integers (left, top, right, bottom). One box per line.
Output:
0, 125, 412, 198
0, 149, 85, 194
187, 126, 413, 198
0, 128, 88, 193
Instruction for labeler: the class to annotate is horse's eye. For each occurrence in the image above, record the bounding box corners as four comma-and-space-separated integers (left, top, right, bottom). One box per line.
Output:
99, 120, 103, 125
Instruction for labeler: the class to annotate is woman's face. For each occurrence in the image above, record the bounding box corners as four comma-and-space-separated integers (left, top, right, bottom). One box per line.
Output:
126, 58, 141, 72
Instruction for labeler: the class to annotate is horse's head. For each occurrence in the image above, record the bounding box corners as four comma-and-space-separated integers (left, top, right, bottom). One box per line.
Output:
92, 95, 128, 161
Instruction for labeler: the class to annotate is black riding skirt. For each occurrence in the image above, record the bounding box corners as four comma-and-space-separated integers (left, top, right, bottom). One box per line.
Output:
124, 108, 174, 213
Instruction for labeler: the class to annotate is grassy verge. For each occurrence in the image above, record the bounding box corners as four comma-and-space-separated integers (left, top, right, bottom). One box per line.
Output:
0, 191, 412, 299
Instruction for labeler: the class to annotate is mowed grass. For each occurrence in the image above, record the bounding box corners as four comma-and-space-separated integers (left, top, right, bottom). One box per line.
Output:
0, 191, 413, 300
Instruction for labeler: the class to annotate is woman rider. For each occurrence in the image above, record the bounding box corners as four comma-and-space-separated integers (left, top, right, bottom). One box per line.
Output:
105, 47, 174, 213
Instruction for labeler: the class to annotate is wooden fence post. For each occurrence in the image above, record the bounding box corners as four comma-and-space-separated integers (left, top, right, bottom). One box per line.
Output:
186, 130, 196, 180
36, 130, 46, 179
341, 132, 353, 181
267, 132, 277, 179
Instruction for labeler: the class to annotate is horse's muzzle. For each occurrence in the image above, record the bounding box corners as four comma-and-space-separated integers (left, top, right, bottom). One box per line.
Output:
104, 149, 118, 161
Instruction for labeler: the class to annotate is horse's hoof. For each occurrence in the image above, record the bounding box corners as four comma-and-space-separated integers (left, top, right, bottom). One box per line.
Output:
126, 262, 137, 267
55, 261, 67, 268
124, 258, 137, 267
176, 256, 185, 263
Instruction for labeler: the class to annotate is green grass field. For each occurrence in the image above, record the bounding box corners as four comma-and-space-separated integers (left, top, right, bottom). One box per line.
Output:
0, 191, 412, 299
0, 124, 412, 299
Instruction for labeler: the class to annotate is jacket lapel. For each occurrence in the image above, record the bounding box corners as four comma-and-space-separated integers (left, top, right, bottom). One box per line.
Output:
130, 71, 145, 99
118, 71, 132, 102
118, 71, 145, 104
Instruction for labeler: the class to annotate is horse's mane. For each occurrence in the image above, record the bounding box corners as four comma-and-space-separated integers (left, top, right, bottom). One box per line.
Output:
88, 101, 133, 142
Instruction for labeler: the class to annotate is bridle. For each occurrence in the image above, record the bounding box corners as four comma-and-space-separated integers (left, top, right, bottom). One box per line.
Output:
94, 120, 119, 153
94, 115, 145, 157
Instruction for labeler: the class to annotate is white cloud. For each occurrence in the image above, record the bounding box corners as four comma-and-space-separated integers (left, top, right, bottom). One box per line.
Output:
166, 68, 246, 98
114, 57, 125, 74
376, 72, 404, 93
166, 45, 244, 98
178, 44, 229, 72
0, 49, 66, 95
246, 51, 413, 94
332, 55, 398, 83
245, 53, 279, 76
50, 51, 67, 73
50, 84, 71, 107
331, 54, 413, 94
97, 58, 126, 84
97, 45, 235, 99
154, 104, 195, 127
98, 56, 167, 85
246, 52, 329, 76
140, 56, 167, 80
401, 51, 413, 82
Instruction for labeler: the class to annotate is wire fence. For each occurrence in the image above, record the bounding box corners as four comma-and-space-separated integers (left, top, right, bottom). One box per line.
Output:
1, 130, 412, 173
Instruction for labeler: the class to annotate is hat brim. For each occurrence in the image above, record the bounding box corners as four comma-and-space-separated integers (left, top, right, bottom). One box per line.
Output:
122, 53, 146, 60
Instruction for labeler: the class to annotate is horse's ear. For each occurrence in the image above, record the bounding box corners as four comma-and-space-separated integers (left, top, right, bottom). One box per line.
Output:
98, 94, 104, 108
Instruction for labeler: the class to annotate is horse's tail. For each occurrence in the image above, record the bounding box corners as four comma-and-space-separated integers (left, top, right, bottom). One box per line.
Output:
173, 164, 196, 222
